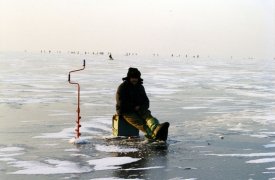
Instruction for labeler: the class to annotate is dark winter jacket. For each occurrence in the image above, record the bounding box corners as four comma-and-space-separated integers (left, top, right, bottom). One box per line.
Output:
116, 79, 149, 115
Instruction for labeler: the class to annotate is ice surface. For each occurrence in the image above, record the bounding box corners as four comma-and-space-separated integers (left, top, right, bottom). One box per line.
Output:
264, 144, 275, 148
0, 157, 16, 162
64, 148, 80, 152
0, 147, 25, 158
34, 117, 111, 140
250, 134, 269, 138
146, 86, 180, 95
1, 52, 275, 179
34, 127, 75, 139
228, 123, 251, 132
0, 153, 24, 157
42, 143, 59, 146
246, 158, 275, 164
69, 138, 90, 144
70, 154, 91, 158
91, 178, 143, 180
95, 144, 138, 153
10, 159, 92, 174
181, 106, 208, 110
123, 166, 164, 170
169, 178, 197, 180
206, 152, 275, 157
0, 147, 24, 152
88, 157, 141, 170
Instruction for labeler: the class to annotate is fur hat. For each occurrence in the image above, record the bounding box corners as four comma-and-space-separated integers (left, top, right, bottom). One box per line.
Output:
127, 67, 141, 78
122, 67, 143, 84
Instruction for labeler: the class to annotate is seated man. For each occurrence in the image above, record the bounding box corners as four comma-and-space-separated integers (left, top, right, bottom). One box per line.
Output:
116, 67, 169, 141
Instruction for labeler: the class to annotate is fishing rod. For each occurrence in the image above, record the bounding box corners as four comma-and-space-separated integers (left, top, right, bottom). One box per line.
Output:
68, 59, 86, 139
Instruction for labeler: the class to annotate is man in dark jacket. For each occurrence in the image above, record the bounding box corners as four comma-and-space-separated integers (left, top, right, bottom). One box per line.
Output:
116, 67, 169, 141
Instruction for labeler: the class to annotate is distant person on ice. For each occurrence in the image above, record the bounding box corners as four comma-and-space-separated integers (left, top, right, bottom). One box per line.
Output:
109, 53, 113, 60
116, 67, 169, 141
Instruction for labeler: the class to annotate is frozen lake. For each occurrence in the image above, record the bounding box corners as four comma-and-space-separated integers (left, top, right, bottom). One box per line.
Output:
0, 52, 275, 179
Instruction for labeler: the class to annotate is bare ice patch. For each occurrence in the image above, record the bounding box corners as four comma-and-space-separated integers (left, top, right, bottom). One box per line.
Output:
0, 157, 16, 162
207, 150, 275, 165
206, 152, 275, 157
0, 147, 24, 152
64, 148, 80, 152
123, 166, 164, 170
95, 144, 138, 153
228, 123, 251, 132
34, 117, 111, 140
69, 137, 90, 144
88, 157, 141, 170
264, 144, 275, 148
259, 132, 275, 137
48, 112, 75, 116
70, 154, 91, 158
0, 147, 24, 158
33, 127, 75, 139
42, 143, 59, 146
250, 134, 269, 138
181, 106, 208, 110
147, 86, 179, 95
250, 113, 275, 125
9, 159, 92, 174
267, 167, 275, 170
246, 158, 275, 164
91, 178, 143, 180
169, 178, 197, 180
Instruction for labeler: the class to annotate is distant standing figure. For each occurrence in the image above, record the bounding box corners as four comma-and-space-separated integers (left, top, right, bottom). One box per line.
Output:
109, 53, 114, 60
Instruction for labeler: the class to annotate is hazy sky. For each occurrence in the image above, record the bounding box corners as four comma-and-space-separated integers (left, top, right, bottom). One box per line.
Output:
0, 0, 274, 58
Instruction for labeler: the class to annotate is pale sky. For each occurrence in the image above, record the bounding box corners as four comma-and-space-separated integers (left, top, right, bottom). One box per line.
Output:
0, 0, 274, 58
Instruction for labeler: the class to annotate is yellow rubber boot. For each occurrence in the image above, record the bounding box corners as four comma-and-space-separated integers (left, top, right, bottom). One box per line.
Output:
145, 118, 159, 139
